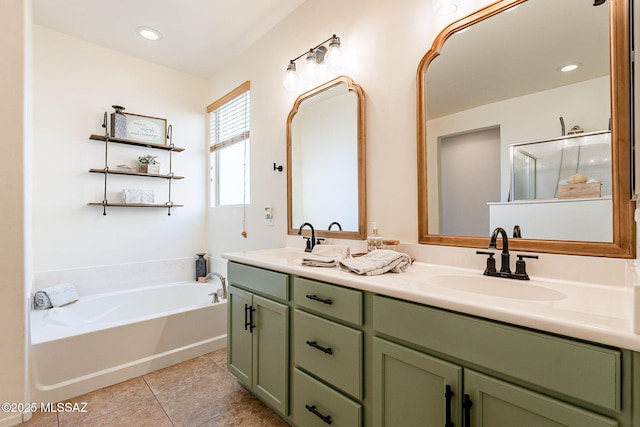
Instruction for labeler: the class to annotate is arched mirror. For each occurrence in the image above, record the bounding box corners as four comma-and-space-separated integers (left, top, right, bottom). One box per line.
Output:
417, 0, 634, 257
287, 76, 366, 239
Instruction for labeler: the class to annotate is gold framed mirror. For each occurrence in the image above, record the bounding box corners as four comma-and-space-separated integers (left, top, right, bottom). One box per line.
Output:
417, 0, 634, 257
287, 76, 366, 239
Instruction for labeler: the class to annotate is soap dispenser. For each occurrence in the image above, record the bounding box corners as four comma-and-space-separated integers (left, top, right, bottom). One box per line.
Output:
367, 222, 383, 252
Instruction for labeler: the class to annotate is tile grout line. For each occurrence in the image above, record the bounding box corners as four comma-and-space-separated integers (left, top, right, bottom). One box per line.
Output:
142, 375, 176, 427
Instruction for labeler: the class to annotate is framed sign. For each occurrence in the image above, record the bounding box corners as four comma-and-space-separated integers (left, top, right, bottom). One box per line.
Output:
111, 108, 167, 144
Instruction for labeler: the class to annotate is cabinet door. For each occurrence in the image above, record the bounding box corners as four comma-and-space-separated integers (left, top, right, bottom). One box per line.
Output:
464, 370, 618, 427
252, 294, 289, 415
372, 337, 462, 427
227, 285, 253, 387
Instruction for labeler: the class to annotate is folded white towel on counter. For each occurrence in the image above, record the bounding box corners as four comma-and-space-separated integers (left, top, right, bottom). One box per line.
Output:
122, 188, 154, 204
302, 254, 338, 267
339, 250, 412, 276
302, 245, 352, 267
311, 245, 351, 260
35, 283, 79, 308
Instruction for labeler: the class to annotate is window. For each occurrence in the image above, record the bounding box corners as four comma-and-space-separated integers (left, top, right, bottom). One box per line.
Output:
208, 81, 250, 207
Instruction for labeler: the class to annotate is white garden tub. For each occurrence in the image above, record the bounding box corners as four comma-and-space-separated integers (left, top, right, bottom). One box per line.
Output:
30, 281, 226, 403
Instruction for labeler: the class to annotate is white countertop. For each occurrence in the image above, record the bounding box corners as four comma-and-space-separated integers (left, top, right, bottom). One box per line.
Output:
223, 247, 639, 352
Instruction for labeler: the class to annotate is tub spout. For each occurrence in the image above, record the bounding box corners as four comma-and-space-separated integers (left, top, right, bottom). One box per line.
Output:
204, 272, 227, 300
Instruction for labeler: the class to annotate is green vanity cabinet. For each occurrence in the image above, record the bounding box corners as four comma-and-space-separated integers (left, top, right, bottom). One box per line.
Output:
372, 295, 625, 427
226, 260, 636, 427
227, 263, 290, 416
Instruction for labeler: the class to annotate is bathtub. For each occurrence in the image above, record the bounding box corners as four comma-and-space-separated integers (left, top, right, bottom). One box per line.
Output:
29, 281, 227, 404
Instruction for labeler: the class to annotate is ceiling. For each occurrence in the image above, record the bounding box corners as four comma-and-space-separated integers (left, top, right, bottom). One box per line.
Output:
32, 0, 307, 78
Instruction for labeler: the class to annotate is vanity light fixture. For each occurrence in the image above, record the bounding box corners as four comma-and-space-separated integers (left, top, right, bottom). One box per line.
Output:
282, 34, 343, 92
136, 26, 162, 41
432, 0, 462, 16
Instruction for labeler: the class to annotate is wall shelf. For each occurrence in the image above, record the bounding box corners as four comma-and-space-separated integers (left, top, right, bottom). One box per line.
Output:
89, 134, 185, 152
88, 168, 184, 180
87, 202, 184, 208
89, 114, 184, 215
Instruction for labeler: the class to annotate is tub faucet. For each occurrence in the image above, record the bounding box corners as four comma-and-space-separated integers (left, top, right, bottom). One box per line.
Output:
298, 222, 316, 252
204, 272, 227, 300
489, 227, 511, 276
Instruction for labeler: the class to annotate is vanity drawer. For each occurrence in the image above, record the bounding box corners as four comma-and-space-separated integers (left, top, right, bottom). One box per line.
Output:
294, 309, 363, 399
292, 368, 362, 427
373, 295, 621, 411
293, 276, 363, 326
227, 262, 288, 301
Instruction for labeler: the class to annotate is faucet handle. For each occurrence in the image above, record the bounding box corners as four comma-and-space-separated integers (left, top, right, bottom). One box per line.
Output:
316, 237, 325, 245
303, 237, 313, 252
513, 254, 539, 280
476, 250, 497, 276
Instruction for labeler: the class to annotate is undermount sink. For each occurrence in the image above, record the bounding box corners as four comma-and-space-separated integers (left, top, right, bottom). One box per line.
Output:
428, 274, 566, 301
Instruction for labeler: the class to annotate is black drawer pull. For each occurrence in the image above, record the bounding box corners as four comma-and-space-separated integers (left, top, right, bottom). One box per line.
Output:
305, 294, 333, 305
445, 385, 454, 427
305, 404, 332, 425
306, 340, 333, 355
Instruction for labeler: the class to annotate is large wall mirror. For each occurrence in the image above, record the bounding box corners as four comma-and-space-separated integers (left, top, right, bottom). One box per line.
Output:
417, 0, 634, 257
287, 76, 366, 239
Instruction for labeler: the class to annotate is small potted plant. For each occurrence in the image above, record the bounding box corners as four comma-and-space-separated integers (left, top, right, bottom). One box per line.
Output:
137, 155, 160, 174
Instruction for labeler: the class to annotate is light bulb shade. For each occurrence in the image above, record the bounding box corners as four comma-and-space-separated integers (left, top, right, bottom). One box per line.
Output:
325, 44, 344, 74
283, 62, 299, 91
433, 0, 461, 16
305, 51, 320, 83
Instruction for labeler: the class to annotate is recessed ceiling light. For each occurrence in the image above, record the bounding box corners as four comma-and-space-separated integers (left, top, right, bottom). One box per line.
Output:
559, 63, 582, 72
136, 26, 162, 41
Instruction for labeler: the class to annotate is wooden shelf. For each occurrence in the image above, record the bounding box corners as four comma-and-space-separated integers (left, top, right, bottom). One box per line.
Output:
88, 202, 184, 208
90, 134, 185, 152
89, 168, 184, 180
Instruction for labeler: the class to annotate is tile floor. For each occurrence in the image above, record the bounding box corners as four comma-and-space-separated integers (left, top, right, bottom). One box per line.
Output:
23, 348, 289, 427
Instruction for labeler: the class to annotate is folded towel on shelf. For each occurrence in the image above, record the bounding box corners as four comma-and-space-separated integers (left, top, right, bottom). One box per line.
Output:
339, 249, 412, 276
36, 283, 79, 308
302, 245, 352, 267
302, 254, 339, 267
122, 188, 154, 204
33, 291, 52, 310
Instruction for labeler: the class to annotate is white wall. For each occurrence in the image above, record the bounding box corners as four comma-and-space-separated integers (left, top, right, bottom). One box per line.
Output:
0, 1, 29, 424
31, 26, 209, 272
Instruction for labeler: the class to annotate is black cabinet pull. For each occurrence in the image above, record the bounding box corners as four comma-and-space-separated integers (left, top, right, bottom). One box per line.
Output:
248, 305, 256, 332
305, 404, 332, 425
445, 385, 454, 427
305, 294, 333, 305
462, 394, 473, 427
243, 304, 250, 331
244, 304, 256, 332
306, 340, 333, 355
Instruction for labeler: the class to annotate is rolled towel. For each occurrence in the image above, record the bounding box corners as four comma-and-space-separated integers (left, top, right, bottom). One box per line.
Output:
311, 245, 351, 260
34, 291, 52, 310
302, 254, 338, 268
41, 283, 79, 307
339, 249, 412, 276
